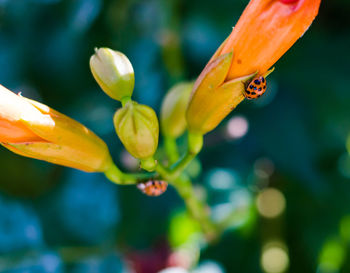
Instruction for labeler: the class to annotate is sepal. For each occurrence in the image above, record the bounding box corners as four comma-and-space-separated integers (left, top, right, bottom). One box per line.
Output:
187, 63, 255, 134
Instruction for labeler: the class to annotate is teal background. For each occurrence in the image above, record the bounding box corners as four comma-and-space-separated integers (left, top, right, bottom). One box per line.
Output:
0, 0, 349, 272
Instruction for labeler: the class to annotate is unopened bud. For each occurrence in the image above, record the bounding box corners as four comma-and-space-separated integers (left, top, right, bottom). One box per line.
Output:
161, 82, 193, 138
113, 101, 159, 160
90, 47, 134, 101
0, 85, 112, 172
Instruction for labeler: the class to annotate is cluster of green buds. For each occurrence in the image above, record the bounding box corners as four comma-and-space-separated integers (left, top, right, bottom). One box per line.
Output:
90, 46, 207, 173
90, 48, 159, 171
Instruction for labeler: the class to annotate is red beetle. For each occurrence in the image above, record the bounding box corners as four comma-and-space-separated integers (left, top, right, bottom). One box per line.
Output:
244, 76, 267, 99
137, 180, 168, 197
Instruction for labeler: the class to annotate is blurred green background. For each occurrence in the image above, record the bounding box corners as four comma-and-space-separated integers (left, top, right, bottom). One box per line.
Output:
0, 0, 350, 272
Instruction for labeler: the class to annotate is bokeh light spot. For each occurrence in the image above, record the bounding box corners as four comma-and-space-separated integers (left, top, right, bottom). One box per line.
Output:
318, 238, 346, 273
158, 268, 189, 273
226, 116, 249, 139
41, 252, 62, 272
206, 168, 238, 190
256, 188, 286, 218
211, 189, 252, 228
261, 241, 289, 273
121, 150, 140, 171
168, 210, 201, 248
192, 260, 225, 273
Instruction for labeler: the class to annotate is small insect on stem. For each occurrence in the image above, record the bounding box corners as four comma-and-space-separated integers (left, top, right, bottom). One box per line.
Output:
244, 76, 267, 99
137, 180, 168, 197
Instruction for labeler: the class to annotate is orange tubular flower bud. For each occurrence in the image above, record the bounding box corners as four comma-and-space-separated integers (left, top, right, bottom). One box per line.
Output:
220, 0, 321, 79
186, 0, 321, 135
0, 85, 112, 172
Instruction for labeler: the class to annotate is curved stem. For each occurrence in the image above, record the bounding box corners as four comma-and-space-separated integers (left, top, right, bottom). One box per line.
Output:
103, 132, 220, 240
161, 132, 203, 179
154, 150, 195, 182
164, 136, 180, 165
155, 164, 218, 242
169, 151, 195, 177
173, 175, 218, 242
104, 162, 153, 185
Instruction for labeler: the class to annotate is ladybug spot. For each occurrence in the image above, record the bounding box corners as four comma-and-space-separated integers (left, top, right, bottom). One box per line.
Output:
258, 88, 262, 91
251, 92, 256, 95
262, 78, 265, 83
254, 79, 261, 85
246, 90, 251, 94
249, 85, 254, 89
263, 86, 266, 89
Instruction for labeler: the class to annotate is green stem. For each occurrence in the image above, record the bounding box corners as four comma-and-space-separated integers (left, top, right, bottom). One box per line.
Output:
155, 164, 218, 241
104, 162, 153, 185
154, 149, 195, 182
169, 151, 195, 178
164, 136, 180, 165
140, 157, 157, 172
187, 131, 203, 155
162, 132, 203, 179
173, 175, 218, 241
121, 96, 132, 107
103, 135, 221, 241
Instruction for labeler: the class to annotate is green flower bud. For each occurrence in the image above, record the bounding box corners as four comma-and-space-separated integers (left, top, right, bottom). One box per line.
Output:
114, 101, 159, 160
160, 82, 193, 138
90, 47, 135, 101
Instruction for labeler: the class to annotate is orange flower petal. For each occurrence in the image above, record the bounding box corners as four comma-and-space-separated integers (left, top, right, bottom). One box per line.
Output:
0, 85, 112, 172
220, 0, 321, 79
0, 119, 43, 143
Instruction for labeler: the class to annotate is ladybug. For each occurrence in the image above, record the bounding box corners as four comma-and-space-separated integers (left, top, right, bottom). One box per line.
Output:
137, 180, 168, 197
244, 76, 267, 99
